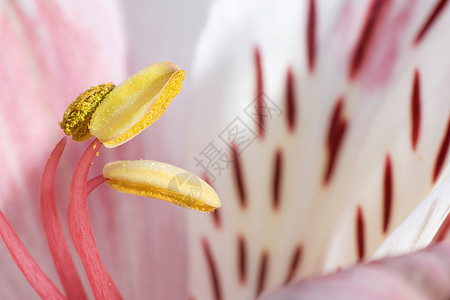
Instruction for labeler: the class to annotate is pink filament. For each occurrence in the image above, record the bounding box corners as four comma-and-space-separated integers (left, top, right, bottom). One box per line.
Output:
67, 139, 122, 300
0, 137, 112, 299
87, 175, 108, 196
0, 210, 66, 299
40, 137, 88, 300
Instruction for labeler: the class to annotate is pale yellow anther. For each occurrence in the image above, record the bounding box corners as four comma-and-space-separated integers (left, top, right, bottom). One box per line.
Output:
103, 160, 221, 213
89, 62, 185, 148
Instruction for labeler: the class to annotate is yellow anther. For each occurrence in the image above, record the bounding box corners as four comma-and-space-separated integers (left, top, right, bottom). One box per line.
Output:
103, 160, 221, 213
89, 62, 185, 148
59, 83, 116, 141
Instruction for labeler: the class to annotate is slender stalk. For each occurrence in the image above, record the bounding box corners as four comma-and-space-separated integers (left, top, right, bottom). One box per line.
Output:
40, 137, 88, 300
67, 139, 122, 300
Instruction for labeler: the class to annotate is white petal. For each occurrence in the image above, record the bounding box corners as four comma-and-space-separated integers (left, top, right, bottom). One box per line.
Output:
185, 0, 450, 298
373, 164, 450, 259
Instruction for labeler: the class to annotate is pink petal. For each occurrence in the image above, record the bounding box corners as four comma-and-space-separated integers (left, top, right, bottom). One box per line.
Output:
0, 0, 190, 298
0, 1, 125, 296
259, 243, 450, 300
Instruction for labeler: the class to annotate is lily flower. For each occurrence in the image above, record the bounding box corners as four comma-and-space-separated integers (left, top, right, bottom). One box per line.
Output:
1, 0, 450, 300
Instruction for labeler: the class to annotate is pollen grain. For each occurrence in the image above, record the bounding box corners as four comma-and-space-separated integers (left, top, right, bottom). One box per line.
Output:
59, 83, 115, 141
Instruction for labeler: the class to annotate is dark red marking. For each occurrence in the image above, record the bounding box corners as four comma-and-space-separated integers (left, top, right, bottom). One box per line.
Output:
254, 47, 265, 138
324, 98, 348, 185
203, 174, 221, 228
411, 69, 421, 151
231, 143, 247, 208
202, 173, 213, 186
284, 245, 303, 284
307, 0, 317, 72
414, 0, 450, 44
256, 251, 269, 297
431, 212, 450, 243
211, 210, 221, 228
272, 150, 283, 210
356, 206, 365, 261
349, 0, 390, 79
383, 154, 393, 233
202, 238, 222, 300
238, 236, 247, 284
433, 117, 450, 182
285, 68, 297, 132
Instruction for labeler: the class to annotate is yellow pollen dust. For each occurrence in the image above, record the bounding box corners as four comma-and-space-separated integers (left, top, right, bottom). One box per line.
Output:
88, 62, 185, 148
103, 70, 185, 147
59, 83, 115, 141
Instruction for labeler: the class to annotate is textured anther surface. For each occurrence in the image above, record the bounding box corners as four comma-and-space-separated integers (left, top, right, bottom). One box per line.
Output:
103, 160, 221, 212
89, 62, 185, 148
59, 83, 116, 141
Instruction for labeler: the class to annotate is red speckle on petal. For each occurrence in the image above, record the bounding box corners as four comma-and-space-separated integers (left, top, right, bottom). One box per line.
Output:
307, 0, 317, 72
433, 117, 450, 183
238, 235, 247, 284
202, 173, 213, 186
211, 210, 221, 229
349, 0, 391, 79
254, 46, 265, 138
203, 174, 221, 228
324, 98, 348, 185
272, 150, 283, 210
256, 251, 269, 297
411, 69, 421, 151
356, 206, 366, 261
383, 154, 393, 234
202, 238, 222, 300
284, 245, 303, 284
414, 0, 450, 44
285, 68, 297, 132
231, 143, 247, 209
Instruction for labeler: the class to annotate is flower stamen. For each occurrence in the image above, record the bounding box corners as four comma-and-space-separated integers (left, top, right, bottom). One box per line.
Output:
40, 137, 88, 300
103, 160, 221, 212
89, 62, 185, 148
59, 83, 115, 142
0, 210, 66, 299
67, 139, 122, 300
